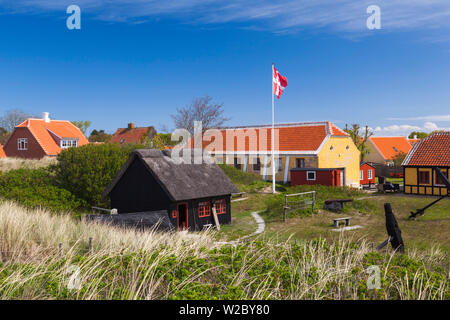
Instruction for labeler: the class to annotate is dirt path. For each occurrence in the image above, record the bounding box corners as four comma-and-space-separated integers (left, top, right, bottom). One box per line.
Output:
216, 211, 265, 246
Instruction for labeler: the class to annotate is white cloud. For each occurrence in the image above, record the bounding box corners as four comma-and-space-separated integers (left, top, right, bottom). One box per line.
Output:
373, 121, 450, 136
2, 0, 450, 36
387, 114, 450, 121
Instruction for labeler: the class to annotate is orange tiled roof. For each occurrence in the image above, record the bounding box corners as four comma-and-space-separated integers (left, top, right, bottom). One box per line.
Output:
110, 127, 151, 144
369, 136, 412, 160
17, 119, 89, 155
191, 121, 348, 152
403, 132, 450, 166
0, 144, 6, 158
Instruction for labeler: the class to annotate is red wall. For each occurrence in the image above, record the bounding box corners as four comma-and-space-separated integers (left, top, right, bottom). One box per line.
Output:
4, 127, 47, 159
360, 163, 376, 185
290, 169, 342, 187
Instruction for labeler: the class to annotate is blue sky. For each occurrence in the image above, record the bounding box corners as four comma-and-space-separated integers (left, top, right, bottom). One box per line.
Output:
0, 0, 449, 136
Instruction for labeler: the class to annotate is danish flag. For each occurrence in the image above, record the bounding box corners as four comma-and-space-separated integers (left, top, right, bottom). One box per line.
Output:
273, 65, 288, 99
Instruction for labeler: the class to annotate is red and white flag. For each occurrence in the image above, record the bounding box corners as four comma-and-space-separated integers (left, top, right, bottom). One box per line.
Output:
273, 65, 288, 99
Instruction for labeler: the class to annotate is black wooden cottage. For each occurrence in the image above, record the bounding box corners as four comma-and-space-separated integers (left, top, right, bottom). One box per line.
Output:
100, 149, 239, 231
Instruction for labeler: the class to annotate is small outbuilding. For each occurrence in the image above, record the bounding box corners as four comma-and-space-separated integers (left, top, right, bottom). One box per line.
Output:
101, 149, 239, 231
290, 168, 345, 187
360, 162, 376, 186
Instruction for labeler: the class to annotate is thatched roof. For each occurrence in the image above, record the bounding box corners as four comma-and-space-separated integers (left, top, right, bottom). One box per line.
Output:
102, 149, 239, 202
86, 210, 174, 230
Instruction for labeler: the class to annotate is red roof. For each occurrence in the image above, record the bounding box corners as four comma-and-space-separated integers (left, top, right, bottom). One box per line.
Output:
110, 127, 152, 144
369, 136, 413, 160
403, 132, 450, 166
0, 144, 6, 158
192, 122, 348, 152
16, 119, 89, 155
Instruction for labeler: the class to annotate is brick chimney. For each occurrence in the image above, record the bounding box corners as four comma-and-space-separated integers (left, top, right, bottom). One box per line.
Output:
128, 123, 135, 129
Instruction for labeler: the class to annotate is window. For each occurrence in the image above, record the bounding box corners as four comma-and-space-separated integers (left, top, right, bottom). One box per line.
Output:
307, 171, 316, 181
368, 169, 373, 180
234, 157, 241, 170
278, 158, 282, 172
214, 199, 226, 215
360, 170, 364, 180
172, 209, 178, 218
296, 158, 305, 168
198, 201, 211, 217
17, 138, 28, 150
418, 171, 430, 185
253, 157, 261, 171
61, 139, 78, 149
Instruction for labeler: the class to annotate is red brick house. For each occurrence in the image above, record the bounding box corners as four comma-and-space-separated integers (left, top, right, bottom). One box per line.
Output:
360, 162, 376, 186
3, 112, 89, 159
0, 144, 6, 158
110, 123, 156, 144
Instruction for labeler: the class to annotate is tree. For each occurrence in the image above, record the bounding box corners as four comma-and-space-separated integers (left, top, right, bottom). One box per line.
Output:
171, 95, 230, 134
0, 127, 10, 145
344, 124, 373, 162
71, 120, 92, 135
408, 131, 428, 139
392, 151, 407, 167
89, 129, 112, 143
0, 109, 33, 133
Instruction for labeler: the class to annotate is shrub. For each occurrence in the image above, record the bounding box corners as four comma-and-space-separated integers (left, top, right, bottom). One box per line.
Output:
0, 168, 86, 212
53, 143, 144, 207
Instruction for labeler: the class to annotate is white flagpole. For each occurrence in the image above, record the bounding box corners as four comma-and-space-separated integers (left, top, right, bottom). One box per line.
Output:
272, 63, 276, 194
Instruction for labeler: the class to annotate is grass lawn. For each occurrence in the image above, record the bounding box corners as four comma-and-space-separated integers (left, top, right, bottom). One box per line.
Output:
375, 177, 403, 184
223, 191, 450, 252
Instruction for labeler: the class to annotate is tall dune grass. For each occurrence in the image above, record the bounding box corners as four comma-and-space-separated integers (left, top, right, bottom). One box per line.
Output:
0, 201, 447, 300
0, 157, 57, 172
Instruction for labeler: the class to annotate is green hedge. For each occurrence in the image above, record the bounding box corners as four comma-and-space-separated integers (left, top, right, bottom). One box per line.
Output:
0, 168, 86, 212
53, 143, 144, 207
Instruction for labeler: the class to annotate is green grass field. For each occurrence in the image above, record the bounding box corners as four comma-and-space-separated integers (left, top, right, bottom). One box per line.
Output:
220, 166, 450, 252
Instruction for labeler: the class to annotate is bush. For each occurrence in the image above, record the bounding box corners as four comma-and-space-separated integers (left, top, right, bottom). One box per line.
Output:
0, 168, 86, 212
53, 143, 144, 207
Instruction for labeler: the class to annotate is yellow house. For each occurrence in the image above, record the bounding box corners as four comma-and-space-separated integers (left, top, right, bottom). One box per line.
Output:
402, 132, 449, 196
201, 122, 361, 188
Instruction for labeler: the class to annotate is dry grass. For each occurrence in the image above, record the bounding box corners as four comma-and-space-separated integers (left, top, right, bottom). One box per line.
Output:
0, 157, 57, 172
0, 201, 447, 300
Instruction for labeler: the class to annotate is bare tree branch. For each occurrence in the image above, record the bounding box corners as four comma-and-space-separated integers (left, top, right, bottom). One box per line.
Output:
171, 95, 230, 134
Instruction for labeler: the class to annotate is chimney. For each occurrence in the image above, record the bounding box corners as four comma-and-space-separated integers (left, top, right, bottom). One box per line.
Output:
42, 112, 50, 123
128, 123, 135, 129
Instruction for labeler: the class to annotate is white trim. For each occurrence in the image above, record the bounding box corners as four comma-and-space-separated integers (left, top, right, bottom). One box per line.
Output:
206, 150, 319, 155
306, 171, 316, 181
283, 156, 290, 183
315, 135, 330, 154
262, 156, 268, 180
360, 170, 364, 181
368, 169, 373, 180
17, 138, 28, 150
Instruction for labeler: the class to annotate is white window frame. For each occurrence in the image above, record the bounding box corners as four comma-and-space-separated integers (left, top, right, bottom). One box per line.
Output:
61, 139, 78, 149
368, 169, 373, 180
360, 170, 364, 180
306, 171, 316, 181
17, 138, 28, 150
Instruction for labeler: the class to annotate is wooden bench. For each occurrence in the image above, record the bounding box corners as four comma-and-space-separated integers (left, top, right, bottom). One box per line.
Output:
333, 217, 351, 227
202, 224, 213, 230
